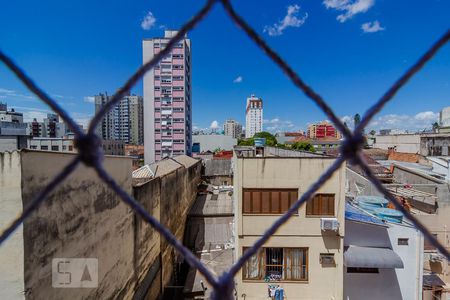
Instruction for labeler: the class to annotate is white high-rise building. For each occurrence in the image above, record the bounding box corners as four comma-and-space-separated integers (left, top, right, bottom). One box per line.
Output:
223, 119, 242, 139
440, 107, 450, 127
245, 95, 263, 138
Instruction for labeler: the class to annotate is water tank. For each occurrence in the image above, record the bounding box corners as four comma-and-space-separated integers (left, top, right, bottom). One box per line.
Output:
356, 196, 389, 211
374, 207, 404, 224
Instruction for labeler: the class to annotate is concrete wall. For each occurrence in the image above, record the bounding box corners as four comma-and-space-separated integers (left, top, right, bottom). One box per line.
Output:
192, 135, 237, 152
373, 134, 421, 153
0, 150, 201, 300
0, 152, 25, 300
345, 168, 383, 198
234, 156, 346, 299
19, 151, 135, 300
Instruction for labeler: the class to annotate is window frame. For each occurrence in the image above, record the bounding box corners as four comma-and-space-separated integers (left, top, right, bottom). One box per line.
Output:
305, 193, 335, 217
242, 188, 299, 215
242, 247, 309, 282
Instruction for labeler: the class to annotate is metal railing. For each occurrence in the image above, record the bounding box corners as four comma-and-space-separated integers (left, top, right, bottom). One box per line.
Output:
1, 0, 449, 298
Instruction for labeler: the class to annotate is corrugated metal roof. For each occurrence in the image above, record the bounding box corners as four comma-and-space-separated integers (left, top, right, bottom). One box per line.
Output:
132, 164, 157, 179
172, 155, 199, 168
345, 202, 387, 226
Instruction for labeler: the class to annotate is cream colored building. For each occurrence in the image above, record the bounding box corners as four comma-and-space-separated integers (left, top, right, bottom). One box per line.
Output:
233, 146, 346, 300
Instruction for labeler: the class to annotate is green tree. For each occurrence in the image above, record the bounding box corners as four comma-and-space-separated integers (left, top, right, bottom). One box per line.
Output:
354, 113, 361, 128
237, 138, 254, 146
432, 122, 439, 131
253, 131, 278, 146
291, 141, 316, 152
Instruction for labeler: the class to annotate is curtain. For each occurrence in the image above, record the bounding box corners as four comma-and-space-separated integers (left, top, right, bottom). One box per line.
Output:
245, 249, 262, 279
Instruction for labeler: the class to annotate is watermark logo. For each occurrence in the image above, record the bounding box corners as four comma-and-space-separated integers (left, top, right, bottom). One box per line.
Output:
52, 258, 98, 288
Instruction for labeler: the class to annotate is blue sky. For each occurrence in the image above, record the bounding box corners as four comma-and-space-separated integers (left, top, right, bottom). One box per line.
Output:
0, 0, 449, 133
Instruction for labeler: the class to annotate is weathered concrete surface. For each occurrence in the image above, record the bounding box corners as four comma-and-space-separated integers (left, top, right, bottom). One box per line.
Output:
0, 151, 201, 300
19, 151, 134, 300
0, 151, 25, 300
133, 156, 201, 298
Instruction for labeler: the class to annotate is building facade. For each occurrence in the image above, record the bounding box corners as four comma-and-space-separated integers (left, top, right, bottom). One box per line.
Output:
233, 146, 346, 299
440, 107, 450, 128
143, 30, 192, 163
307, 121, 341, 139
94, 93, 144, 145
28, 113, 67, 138
0, 103, 27, 152
223, 119, 242, 139
245, 95, 263, 138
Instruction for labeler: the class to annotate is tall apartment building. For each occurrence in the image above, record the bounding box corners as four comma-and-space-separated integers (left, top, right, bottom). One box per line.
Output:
223, 119, 243, 139
245, 95, 263, 138
143, 30, 192, 163
94, 92, 144, 145
307, 121, 341, 139
28, 113, 67, 138
233, 146, 346, 299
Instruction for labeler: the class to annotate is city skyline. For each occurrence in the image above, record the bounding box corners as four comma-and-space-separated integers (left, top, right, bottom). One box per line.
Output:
1, 0, 449, 133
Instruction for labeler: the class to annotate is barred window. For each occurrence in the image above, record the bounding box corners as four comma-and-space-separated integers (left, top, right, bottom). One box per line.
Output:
243, 247, 308, 281
243, 189, 298, 214
306, 193, 335, 216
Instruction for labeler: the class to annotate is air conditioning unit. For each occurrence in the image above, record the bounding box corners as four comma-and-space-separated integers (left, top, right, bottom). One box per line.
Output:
321, 218, 339, 231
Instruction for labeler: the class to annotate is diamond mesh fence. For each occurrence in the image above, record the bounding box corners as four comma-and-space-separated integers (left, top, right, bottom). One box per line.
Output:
1, 0, 450, 299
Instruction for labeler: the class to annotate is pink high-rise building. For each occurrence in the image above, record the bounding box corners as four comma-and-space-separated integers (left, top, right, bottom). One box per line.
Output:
143, 30, 192, 163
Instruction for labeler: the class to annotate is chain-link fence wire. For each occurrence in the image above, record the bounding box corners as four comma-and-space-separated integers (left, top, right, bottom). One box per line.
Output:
0, 0, 449, 298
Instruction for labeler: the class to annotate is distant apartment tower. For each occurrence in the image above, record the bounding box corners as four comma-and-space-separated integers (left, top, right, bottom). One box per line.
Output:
245, 95, 263, 138
223, 119, 242, 139
307, 121, 341, 139
440, 107, 450, 127
28, 113, 67, 138
0, 103, 28, 151
94, 92, 144, 145
143, 30, 192, 163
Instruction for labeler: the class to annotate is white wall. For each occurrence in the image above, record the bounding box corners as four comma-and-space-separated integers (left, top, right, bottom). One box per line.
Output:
344, 220, 423, 300
373, 134, 421, 153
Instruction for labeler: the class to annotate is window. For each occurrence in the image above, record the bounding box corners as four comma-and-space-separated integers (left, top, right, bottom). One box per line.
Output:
306, 194, 335, 216
243, 189, 298, 214
51, 145, 59, 151
398, 238, 409, 246
347, 267, 379, 273
41, 145, 49, 150
173, 86, 184, 91
243, 247, 308, 281
68, 145, 73, 151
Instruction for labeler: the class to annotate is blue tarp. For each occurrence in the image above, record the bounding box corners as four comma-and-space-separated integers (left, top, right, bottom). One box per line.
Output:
345, 202, 386, 226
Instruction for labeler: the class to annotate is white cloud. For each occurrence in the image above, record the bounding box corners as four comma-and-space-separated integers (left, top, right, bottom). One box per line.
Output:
22, 111, 48, 122
263, 117, 296, 133
233, 76, 243, 83
84, 96, 95, 103
323, 0, 374, 23
0, 87, 35, 100
141, 11, 156, 30
0, 88, 16, 95
210, 120, 220, 130
264, 4, 308, 37
367, 111, 439, 132
361, 20, 385, 33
